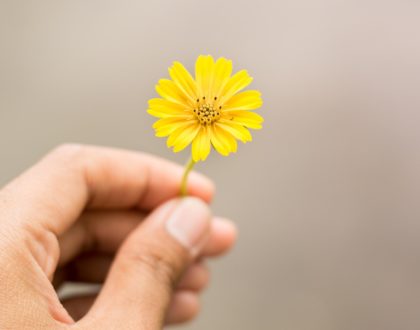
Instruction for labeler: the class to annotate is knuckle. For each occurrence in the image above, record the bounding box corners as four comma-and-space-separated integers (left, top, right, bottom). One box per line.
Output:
50, 143, 87, 164
24, 223, 60, 278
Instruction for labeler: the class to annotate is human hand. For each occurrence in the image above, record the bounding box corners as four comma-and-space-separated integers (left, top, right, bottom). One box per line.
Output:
0, 145, 236, 329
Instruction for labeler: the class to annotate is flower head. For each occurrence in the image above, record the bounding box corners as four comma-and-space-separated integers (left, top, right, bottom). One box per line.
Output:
148, 55, 263, 162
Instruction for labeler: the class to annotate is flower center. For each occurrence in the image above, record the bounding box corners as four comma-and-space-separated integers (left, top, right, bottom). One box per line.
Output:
193, 101, 221, 125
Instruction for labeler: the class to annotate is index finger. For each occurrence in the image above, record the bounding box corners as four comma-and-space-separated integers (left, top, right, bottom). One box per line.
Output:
2, 144, 214, 235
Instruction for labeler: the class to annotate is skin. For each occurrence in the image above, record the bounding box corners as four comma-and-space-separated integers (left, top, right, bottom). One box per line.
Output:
0, 144, 237, 329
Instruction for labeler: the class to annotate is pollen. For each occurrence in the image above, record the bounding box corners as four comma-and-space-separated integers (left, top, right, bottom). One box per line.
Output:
193, 103, 221, 125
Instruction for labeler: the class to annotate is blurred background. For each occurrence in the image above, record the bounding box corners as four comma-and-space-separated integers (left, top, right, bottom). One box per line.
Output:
1, 0, 420, 329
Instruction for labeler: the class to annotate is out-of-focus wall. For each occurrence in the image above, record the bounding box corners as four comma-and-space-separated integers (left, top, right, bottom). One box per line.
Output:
1, 1, 420, 329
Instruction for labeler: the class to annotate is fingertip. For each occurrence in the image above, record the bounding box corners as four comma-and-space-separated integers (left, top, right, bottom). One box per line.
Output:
177, 262, 210, 291
202, 217, 238, 257
166, 291, 200, 324
214, 216, 237, 233
187, 171, 215, 203
213, 217, 238, 249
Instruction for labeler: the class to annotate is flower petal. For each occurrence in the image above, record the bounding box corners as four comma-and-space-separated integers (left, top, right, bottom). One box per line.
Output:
218, 125, 238, 153
167, 123, 201, 152
195, 55, 215, 100
209, 125, 231, 156
219, 70, 253, 104
156, 79, 191, 106
216, 120, 253, 143
230, 111, 264, 130
212, 57, 233, 99
147, 98, 192, 118
223, 90, 263, 112
192, 126, 211, 162
153, 118, 196, 137
169, 62, 198, 104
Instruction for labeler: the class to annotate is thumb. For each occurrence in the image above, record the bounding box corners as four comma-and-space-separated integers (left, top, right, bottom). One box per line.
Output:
85, 197, 211, 329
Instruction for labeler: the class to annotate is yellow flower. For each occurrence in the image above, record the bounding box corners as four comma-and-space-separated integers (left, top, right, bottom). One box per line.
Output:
148, 55, 263, 162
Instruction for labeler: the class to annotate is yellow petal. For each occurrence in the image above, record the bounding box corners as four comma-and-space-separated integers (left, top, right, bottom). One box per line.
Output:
167, 123, 201, 152
169, 62, 198, 104
156, 79, 191, 106
192, 126, 211, 162
216, 121, 253, 143
212, 57, 233, 99
195, 55, 215, 100
220, 126, 237, 153
231, 111, 264, 129
219, 70, 253, 104
154, 118, 196, 137
155, 125, 178, 137
147, 98, 192, 118
147, 109, 175, 118
209, 124, 231, 156
223, 90, 263, 112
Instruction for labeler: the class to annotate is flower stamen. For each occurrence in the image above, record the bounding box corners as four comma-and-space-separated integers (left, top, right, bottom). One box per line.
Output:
194, 103, 221, 125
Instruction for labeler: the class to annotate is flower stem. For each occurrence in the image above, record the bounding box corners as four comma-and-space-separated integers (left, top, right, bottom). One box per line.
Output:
180, 157, 196, 197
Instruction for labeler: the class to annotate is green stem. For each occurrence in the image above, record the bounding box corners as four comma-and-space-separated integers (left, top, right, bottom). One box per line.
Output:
180, 157, 196, 197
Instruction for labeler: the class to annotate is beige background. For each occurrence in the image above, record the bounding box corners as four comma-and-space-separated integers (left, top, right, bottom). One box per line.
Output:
1, 1, 420, 329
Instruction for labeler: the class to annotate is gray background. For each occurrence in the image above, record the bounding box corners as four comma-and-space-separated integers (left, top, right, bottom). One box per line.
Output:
1, 1, 420, 329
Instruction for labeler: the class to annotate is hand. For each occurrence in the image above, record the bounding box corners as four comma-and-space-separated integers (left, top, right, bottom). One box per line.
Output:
0, 145, 236, 329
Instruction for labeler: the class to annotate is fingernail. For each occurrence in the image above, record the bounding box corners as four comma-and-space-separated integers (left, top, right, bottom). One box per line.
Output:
166, 197, 211, 255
